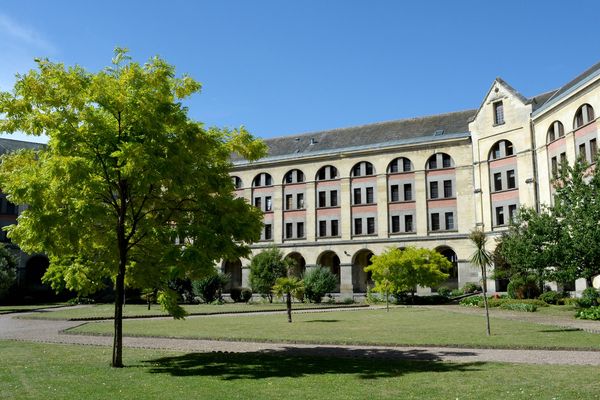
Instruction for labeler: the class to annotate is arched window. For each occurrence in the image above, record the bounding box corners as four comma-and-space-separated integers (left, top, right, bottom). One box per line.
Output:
252, 172, 272, 187
351, 161, 375, 177
426, 153, 454, 170
232, 176, 242, 189
547, 121, 564, 143
316, 165, 339, 181
283, 169, 305, 184
488, 140, 514, 160
574, 103, 595, 129
388, 157, 412, 173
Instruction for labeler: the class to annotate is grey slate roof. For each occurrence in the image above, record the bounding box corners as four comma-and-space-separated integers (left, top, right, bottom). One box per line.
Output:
0, 138, 45, 155
528, 90, 559, 112
233, 109, 476, 163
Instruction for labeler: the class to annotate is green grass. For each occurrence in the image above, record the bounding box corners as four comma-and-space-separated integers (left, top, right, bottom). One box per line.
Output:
21, 302, 361, 320
1, 340, 599, 400
0, 304, 66, 314
69, 307, 600, 350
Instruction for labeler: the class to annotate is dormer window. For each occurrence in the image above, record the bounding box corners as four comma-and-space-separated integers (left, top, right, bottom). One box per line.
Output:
493, 101, 504, 125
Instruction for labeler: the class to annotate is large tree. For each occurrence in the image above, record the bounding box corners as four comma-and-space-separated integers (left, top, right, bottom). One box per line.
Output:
552, 157, 600, 286
365, 247, 451, 306
0, 49, 265, 367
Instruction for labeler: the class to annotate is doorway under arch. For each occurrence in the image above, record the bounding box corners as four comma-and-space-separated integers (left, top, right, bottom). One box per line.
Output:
352, 249, 374, 293
222, 259, 242, 293
286, 252, 306, 278
316, 251, 341, 292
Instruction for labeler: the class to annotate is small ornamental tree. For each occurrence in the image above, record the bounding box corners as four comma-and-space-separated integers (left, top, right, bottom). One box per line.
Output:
272, 277, 304, 322
0, 49, 266, 367
469, 229, 492, 336
365, 247, 451, 306
0, 244, 17, 300
249, 248, 290, 302
303, 265, 337, 303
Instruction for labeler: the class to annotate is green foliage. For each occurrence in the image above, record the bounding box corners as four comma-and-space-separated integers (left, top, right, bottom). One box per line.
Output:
66, 297, 95, 305
272, 276, 304, 322
0, 244, 17, 299
576, 306, 600, 320
459, 295, 483, 307
500, 302, 538, 312
436, 286, 451, 297
303, 266, 337, 303
538, 291, 564, 305
230, 287, 253, 303
507, 275, 541, 299
365, 247, 451, 299
0, 49, 266, 366
341, 297, 355, 305
577, 287, 600, 309
192, 273, 229, 303
249, 248, 290, 302
461, 282, 481, 294
484, 298, 548, 308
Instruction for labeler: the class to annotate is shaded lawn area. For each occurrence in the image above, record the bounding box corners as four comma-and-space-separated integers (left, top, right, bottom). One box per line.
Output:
0, 304, 66, 314
1, 341, 599, 400
21, 302, 361, 320
69, 307, 600, 350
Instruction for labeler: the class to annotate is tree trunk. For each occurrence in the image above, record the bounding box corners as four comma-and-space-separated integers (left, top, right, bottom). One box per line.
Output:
112, 263, 125, 367
286, 292, 292, 323
385, 288, 389, 312
481, 267, 491, 336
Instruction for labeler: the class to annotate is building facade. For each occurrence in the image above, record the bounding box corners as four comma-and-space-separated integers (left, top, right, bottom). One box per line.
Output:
229, 61, 600, 297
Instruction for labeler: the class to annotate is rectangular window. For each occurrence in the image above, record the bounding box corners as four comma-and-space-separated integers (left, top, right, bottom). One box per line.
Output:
403, 158, 412, 172
353, 164, 361, 177
285, 223, 293, 239
445, 212, 454, 230
591, 139, 597, 161
330, 190, 338, 207
319, 220, 327, 237
367, 217, 375, 234
405, 215, 413, 232
254, 197, 262, 210
551, 157, 558, 176
493, 172, 502, 191
579, 143, 587, 159
442, 154, 452, 168
318, 169, 326, 180
265, 196, 272, 211
264, 224, 272, 240
496, 206, 505, 226
430, 181, 439, 199
428, 157, 438, 169
353, 188, 362, 205
318, 191, 326, 208
354, 218, 362, 235
365, 163, 373, 175
430, 213, 440, 231
285, 174, 293, 184
391, 216, 400, 233
560, 152, 567, 165
494, 101, 504, 125
366, 187, 374, 204
443, 180, 452, 198
296, 193, 304, 209
285, 194, 293, 210
507, 170, 516, 189
390, 185, 399, 202
508, 204, 517, 222
331, 220, 339, 236
389, 160, 398, 173
6, 202, 17, 215
265, 175, 272, 186
297, 222, 304, 238
404, 183, 412, 201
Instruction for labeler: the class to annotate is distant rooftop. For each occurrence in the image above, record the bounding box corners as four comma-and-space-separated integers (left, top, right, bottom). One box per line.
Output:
0, 138, 45, 155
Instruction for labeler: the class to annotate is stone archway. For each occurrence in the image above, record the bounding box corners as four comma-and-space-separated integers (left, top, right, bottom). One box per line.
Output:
222, 259, 242, 293
352, 249, 374, 293
316, 251, 341, 292
286, 252, 306, 278
435, 246, 459, 290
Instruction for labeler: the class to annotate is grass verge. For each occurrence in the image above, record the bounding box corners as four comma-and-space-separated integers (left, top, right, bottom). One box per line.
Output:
1, 340, 599, 400
0, 304, 67, 314
68, 307, 600, 350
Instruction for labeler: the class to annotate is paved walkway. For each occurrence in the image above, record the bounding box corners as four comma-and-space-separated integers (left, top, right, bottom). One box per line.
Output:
1, 306, 600, 366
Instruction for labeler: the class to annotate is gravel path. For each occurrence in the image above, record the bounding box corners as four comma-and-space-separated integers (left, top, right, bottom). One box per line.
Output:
1, 306, 600, 366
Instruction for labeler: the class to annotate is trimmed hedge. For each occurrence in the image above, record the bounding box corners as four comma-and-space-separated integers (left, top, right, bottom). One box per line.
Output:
577, 306, 600, 320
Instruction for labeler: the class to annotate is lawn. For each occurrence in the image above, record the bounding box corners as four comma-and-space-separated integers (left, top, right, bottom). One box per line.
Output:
1, 341, 599, 400
21, 302, 362, 320
69, 307, 600, 350
0, 304, 66, 315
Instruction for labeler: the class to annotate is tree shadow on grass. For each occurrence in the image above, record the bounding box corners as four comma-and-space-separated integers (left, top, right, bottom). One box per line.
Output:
142, 347, 483, 381
303, 319, 340, 323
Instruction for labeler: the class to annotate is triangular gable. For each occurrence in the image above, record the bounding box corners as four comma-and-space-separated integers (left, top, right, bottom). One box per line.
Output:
469, 78, 528, 122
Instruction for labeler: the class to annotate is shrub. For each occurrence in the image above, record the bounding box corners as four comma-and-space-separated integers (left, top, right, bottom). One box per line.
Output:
240, 287, 252, 303
500, 302, 537, 312
341, 297, 355, 304
0, 244, 17, 300
538, 290, 563, 305
192, 273, 229, 303
303, 266, 337, 303
577, 306, 600, 320
482, 298, 547, 308
436, 286, 452, 297
462, 282, 481, 294
507, 275, 540, 299
459, 295, 483, 307
577, 287, 600, 308
67, 297, 95, 305
450, 288, 464, 297
563, 297, 579, 306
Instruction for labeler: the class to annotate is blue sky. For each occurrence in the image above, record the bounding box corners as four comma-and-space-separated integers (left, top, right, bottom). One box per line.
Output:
1, 1, 600, 143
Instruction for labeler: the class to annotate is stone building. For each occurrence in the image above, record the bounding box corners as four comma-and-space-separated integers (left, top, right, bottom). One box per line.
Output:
229, 61, 600, 297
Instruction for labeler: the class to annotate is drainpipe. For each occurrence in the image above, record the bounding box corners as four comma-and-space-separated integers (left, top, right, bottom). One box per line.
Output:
529, 117, 540, 213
